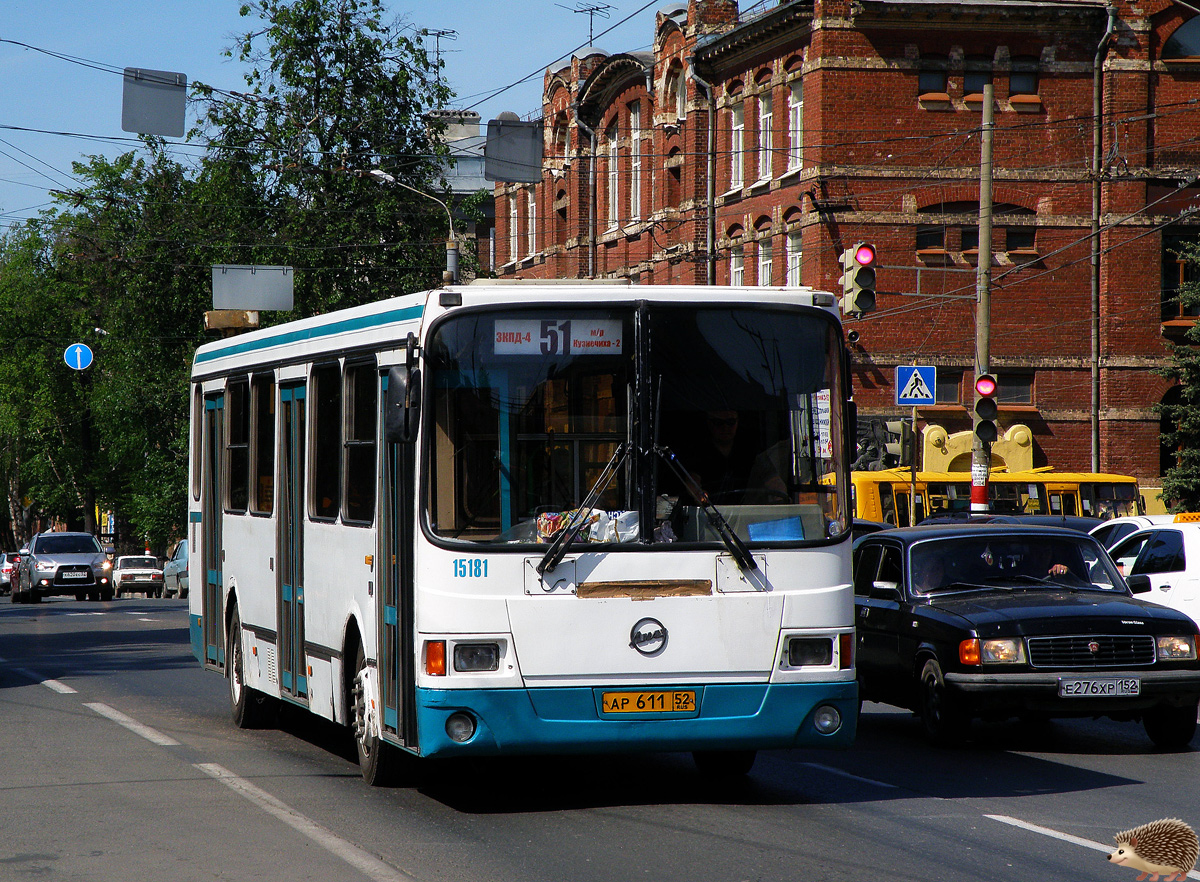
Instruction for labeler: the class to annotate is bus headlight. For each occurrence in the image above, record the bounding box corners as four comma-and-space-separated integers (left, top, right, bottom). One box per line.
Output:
453, 643, 500, 672
813, 705, 842, 735
787, 637, 833, 667
445, 712, 477, 743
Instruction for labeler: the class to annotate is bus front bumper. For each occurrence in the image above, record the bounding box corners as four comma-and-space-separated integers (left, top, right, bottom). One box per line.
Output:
410, 680, 858, 758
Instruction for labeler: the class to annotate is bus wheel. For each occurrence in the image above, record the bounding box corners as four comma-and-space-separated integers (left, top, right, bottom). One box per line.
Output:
352, 643, 399, 786
229, 606, 276, 729
692, 749, 756, 777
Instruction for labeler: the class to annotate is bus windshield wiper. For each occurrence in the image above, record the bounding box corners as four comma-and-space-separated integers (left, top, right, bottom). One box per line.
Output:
652, 444, 758, 573
537, 442, 629, 576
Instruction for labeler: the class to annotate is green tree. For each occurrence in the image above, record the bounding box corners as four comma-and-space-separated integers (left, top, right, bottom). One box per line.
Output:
194, 0, 456, 314
0, 0, 455, 550
1158, 241, 1200, 511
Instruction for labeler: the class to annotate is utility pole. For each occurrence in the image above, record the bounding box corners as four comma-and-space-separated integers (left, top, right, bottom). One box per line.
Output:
971, 84, 995, 514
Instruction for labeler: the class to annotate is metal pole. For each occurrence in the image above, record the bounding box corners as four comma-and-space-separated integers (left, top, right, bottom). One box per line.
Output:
971, 84, 994, 514
1091, 5, 1118, 472
909, 406, 917, 526
369, 170, 458, 283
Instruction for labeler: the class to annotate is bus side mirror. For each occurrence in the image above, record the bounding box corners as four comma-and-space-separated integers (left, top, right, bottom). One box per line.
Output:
385, 365, 421, 443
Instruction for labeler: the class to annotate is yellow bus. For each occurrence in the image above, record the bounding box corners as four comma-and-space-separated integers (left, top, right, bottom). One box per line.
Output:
851, 468, 1144, 527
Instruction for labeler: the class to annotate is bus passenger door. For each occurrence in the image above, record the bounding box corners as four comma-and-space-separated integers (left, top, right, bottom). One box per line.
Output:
279, 383, 308, 701
379, 372, 417, 748
203, 393, 225, 670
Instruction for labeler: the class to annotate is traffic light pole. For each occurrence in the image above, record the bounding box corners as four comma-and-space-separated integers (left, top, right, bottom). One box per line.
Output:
971, 84, 994, 514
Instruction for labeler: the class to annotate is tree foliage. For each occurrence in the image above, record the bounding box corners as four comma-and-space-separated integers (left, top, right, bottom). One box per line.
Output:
0, 0, 458, 551
1158, 241, 1200, 511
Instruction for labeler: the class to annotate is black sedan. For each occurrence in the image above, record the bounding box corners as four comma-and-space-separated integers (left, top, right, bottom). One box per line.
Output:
853, 525, 1200, 748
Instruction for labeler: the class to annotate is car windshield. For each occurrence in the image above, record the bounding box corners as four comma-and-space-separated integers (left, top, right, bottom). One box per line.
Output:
909, 534, 1123, 595
35, 535, 101, 555
121, 557, 156, 568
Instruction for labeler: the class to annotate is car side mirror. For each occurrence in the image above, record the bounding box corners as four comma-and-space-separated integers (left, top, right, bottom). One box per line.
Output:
1126, 574, 1152, 594
18, 547, 28, 556
869, 580, 902, 601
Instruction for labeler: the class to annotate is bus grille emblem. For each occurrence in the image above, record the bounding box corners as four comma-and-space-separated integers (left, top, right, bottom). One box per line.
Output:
630, 618, 668, 656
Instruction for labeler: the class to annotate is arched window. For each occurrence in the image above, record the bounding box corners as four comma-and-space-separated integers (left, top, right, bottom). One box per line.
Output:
1165, 16, 1200, 58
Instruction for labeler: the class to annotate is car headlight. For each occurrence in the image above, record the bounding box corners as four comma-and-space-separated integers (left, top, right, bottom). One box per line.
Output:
1157, 635, 1197, 661
35, 561, 55, 572
960, 637, 1026, 665
100, 560, 112, 570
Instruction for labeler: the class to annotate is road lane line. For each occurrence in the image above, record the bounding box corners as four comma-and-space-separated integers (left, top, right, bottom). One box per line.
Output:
84, 702, 180, 746
800, 762, 899, 789
12, 666, 78, 694
985, 814, 1200, 879
194, 763, 417, 882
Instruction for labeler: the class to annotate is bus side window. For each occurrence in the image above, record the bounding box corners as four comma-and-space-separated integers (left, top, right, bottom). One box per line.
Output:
880, 484, 897, 526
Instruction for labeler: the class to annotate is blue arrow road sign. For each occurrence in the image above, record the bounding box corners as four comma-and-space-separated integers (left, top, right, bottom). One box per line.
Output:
896, 365, 936, 406
64, 343, 94, 371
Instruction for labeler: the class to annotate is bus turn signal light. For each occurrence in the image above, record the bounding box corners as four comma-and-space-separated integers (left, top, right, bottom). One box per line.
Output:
426, 640, 447, 676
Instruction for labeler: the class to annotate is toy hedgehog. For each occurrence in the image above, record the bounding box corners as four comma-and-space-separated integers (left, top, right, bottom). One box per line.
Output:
1107, 818, 1198, 881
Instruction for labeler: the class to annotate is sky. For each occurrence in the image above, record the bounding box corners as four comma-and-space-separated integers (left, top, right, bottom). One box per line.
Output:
0, 0, 669, 230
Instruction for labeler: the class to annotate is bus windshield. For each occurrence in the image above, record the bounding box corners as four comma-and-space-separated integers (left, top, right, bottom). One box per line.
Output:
425, 304, 849, 547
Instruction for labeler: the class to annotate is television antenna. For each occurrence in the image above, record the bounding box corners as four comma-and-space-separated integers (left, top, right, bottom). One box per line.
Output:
555, 2, 614, 45
420, 28, 458, 94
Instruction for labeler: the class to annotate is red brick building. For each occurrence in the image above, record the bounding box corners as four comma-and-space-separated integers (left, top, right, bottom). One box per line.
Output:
492, 0, 1200, 487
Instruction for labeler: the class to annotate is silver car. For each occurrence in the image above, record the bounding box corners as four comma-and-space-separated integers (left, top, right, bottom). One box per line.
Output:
163, 539, 189, 599
13, 532, 114, 603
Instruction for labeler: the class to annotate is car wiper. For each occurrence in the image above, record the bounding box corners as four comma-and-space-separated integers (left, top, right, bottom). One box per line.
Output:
537, 442, 629, 577
651, 444, 758, 573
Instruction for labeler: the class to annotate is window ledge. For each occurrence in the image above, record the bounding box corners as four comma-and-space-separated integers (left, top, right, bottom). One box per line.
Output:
779, 165, 802, 182
918, 92, 952, 110
1006, 248, 1040, 264
1009, 94, 1042, 112
997, 403, 1037, 412
917, 247, 951, 264
1164, 56, 1200, 65
748, 177, 772, 192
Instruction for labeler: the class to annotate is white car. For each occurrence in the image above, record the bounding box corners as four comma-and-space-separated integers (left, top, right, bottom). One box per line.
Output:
1109, 521, 1200, 626
163, 539, 188, 599
113, 555, 165, 598
1090, 515, 1180, 550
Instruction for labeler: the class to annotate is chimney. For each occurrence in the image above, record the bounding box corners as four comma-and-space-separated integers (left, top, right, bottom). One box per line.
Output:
689, 0, 739, 32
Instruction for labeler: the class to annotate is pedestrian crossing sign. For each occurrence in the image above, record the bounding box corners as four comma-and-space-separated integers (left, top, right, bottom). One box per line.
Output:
896, 365, 936, 406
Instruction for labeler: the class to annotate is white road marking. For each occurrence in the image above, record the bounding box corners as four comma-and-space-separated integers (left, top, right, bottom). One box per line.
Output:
986, 814, 1200, 879
195, 763, 417, 882
13, 667, 78, 694
66, 612, 105, 616
84, 702, 180, 746
801, 762, 899, 789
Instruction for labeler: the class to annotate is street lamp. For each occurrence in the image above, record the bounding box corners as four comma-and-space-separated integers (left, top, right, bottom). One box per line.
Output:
368, 169, 458, 283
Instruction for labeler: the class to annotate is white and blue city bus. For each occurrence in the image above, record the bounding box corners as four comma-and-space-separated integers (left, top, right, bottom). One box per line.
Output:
187, 281, 858, 783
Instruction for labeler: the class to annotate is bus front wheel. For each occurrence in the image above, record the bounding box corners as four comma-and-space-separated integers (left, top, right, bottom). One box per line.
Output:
352, 643, 400, 786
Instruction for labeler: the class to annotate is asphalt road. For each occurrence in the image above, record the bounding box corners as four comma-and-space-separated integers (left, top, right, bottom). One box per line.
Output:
2, 596, 1199, 882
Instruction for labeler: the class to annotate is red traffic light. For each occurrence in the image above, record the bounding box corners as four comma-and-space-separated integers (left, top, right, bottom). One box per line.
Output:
854, 243, 876, 266
974, 374, 997, 397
